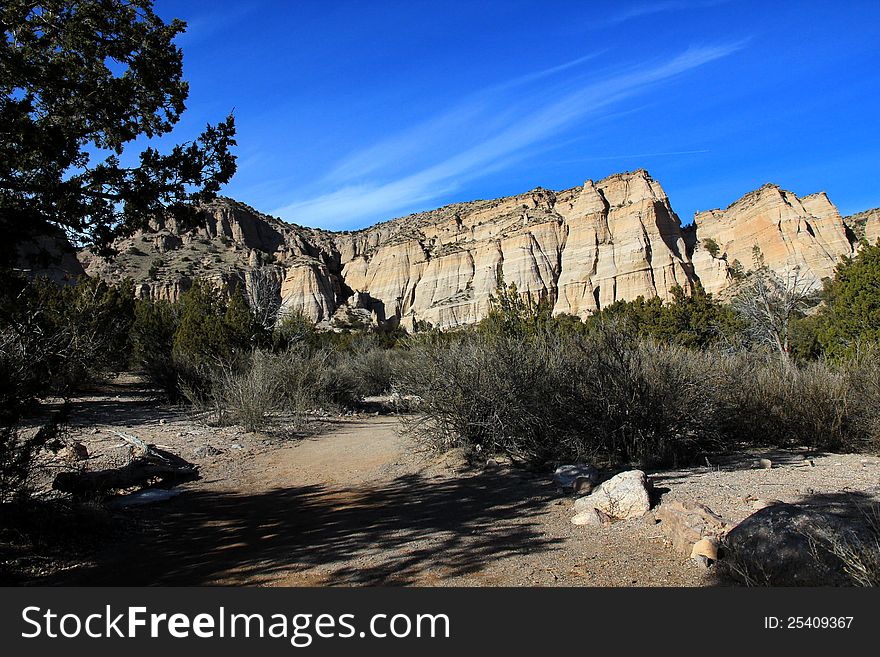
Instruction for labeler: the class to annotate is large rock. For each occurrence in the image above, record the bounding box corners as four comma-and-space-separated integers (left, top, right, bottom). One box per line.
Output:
845, 208, 880, 245
655, 500, 733, 555
572, 470, 651, 525
719, 502, 876, 586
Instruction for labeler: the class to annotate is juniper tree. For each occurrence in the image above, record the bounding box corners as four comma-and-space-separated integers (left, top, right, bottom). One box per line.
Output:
0, 0, 237, 261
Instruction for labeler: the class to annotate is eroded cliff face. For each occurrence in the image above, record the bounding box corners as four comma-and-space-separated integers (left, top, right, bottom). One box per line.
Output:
690, 184, 858, 295
78, 171, 876, 329
845, 208, 880, 246
333, 170, 696, 329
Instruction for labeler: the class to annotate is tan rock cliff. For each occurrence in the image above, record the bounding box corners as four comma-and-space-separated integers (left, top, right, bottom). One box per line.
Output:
78, 172, 872, 329
691, 184, 856, 294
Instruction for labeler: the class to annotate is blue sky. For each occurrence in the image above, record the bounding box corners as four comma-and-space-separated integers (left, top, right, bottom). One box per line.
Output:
155, 0, 880, 230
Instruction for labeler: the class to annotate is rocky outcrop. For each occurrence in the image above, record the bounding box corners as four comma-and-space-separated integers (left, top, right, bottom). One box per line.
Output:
77, 171, 874, 329
845, 208, 880, 246
691, 184, 855, 294
336, 172, 696, 329
14, 221, 85, 284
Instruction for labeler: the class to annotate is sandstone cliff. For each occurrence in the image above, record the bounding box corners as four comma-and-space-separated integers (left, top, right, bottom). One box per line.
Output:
82, 170, 701, 329
845, 208, 880, 246
78, 171, 876, 329
690, 184, 857, 295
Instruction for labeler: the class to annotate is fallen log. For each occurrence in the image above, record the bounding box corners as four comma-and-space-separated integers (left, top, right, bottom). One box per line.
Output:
53, 434, 198, 496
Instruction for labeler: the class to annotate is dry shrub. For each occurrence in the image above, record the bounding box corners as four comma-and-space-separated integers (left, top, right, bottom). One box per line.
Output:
716, 351, 872, 452
823, 504, 880, 587
841, 346, 880, 451
214, 351, 283, 432
188, 341, 406, 432
397, 325, 718, 466
398, 322, 880, 466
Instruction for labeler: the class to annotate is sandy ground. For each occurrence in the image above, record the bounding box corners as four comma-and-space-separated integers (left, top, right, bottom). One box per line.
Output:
33, 376, 880, 587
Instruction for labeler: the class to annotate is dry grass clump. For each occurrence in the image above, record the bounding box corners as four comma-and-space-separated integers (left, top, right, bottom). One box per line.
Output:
187, 342, 406, 432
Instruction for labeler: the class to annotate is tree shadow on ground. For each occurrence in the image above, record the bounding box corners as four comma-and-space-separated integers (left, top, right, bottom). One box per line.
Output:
62, 468, 562, 586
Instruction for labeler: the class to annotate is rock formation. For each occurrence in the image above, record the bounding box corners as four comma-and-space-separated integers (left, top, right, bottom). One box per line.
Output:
77, 170, 878, 329
689, 184, 857, 295
845, 208, 880, 246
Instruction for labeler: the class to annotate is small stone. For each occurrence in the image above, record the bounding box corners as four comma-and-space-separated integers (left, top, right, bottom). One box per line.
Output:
573, 476, 595, 496
193, 444, 222, 458
693, 554, 712, 570
59, 441, 89, 462
690, 537, 719, 562
759, 458, 773, 469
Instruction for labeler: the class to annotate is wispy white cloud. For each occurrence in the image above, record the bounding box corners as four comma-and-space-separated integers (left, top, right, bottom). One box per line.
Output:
176, 3, 259, 46
274, 43, 745, 228
552, 149, 711, 163
590, 0, 732, 29
322, 52, 605, 183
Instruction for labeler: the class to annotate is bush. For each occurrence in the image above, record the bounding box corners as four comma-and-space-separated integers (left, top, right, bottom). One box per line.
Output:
210, 350, 283, 431
172, 280, 258, 367
715, 353, 854, 451
817, 241, 880, 358
398, 325, 719, 466
702, 238, 721, 258
398, 319, 880, 466
131, 299, 181, 398
0, 411, 64, 503
841, 346, 880, 451
587, 284, 742, 349
187, 343, 380, 431
0, 272, 134, 403
132, 280, 262, 400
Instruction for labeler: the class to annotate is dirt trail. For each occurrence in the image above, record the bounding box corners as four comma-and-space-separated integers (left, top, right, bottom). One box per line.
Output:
54, 379, 880, 587
60, 396, 701, 586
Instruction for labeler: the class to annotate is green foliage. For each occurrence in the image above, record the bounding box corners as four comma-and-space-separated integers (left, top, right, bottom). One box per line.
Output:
132, 279, 266, 399
399, 328, 880, 466
131, 299, 180, 398
587, 284, 741, 348
702, 237, 721, 258
478, 272, 553, 338
0, 272, 134, 406
1, 273, 133, 501
817, 241, 880, 358
398, 327, 720, 466
273, 310, 319, 350
172, 281, 257, 368
729, 259, 746, 281
0, 0, 237, 259
36, 275, 136, 382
